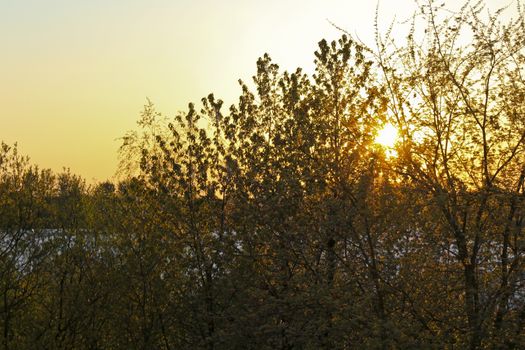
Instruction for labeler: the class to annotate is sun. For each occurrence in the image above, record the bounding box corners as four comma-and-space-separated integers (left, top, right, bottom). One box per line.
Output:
375, 123, 398, 148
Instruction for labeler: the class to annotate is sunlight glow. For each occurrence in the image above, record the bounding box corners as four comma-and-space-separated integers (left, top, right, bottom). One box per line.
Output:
375, 123, 398, 149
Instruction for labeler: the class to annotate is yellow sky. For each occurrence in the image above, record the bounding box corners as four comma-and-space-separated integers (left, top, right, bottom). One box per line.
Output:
0, 0, 514, 183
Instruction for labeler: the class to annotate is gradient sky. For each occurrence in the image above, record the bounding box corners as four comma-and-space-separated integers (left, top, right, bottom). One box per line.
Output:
0, 0, 514, 183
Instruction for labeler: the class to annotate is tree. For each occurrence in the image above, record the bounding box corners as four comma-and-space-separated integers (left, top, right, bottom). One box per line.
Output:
1, 1, 524, 348
376, 0, 525, 347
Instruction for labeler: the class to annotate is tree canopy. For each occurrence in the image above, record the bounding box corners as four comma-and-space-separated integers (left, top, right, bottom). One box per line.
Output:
1, 1, 525, 349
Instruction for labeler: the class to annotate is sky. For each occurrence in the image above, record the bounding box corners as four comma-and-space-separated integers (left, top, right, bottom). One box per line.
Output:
0, 0, 515, 183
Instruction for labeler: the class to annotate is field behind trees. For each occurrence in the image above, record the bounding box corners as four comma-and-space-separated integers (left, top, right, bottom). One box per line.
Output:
1, 1, 525, 349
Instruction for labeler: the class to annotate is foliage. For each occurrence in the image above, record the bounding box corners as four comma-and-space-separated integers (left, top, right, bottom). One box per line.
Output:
1, 1, 524, 349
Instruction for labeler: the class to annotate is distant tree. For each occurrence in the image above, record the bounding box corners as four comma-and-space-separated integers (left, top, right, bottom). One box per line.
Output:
0, 143, 55, 349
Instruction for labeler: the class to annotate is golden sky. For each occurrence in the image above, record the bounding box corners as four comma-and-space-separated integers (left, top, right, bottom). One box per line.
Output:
0, 0, 514, 183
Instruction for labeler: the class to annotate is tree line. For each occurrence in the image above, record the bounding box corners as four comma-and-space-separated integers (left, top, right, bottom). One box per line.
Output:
1, 1, 525, 348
